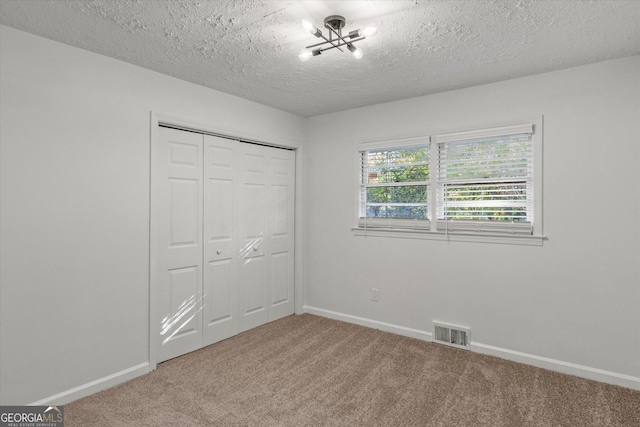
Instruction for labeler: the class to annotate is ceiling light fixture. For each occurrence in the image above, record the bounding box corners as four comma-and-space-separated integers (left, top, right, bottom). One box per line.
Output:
299, 15, 377, 61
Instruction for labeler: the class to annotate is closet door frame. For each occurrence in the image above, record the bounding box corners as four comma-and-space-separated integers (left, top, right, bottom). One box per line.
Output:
149, 112, 304, 370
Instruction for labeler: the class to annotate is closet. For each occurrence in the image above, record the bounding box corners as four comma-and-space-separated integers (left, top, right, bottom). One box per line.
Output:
152, 126, 295, 363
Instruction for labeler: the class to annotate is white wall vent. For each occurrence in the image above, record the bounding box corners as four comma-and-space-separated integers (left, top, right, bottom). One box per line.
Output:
433, 322, 470, 350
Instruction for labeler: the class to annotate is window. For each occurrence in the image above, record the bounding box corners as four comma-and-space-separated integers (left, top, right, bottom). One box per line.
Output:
435, 124, 534, 235
358, 137, 431, 230
355, 120, 543, 243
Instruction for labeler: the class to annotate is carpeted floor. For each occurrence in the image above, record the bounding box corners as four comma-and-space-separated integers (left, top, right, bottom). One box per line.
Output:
65, 314, 640, 426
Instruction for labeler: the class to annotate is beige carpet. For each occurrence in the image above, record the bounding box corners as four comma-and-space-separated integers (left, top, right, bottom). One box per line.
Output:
66, 314, 640, 426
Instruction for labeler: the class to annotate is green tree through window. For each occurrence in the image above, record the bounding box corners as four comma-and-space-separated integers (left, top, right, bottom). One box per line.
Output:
362, 145, 430, 220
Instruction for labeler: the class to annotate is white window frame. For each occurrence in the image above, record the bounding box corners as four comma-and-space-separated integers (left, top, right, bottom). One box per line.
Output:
353, 118, 544, 246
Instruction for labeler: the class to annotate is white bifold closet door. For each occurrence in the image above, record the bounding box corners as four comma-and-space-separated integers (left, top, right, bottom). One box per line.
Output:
154, 126, 295, 363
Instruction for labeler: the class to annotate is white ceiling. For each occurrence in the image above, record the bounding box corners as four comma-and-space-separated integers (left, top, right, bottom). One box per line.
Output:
1, 0, 639, 117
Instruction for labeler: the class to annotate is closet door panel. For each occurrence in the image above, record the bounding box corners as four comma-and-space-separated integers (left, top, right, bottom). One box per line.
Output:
203, 135, 239, 345
270, 252, 290, 306
243, 183, 266, 257
169, 179, 199, 246
267, 148, 295, 321
156, 127, 204, 363
239, 145, 269, 332
166, 266, 200, 337
204, 259, 234, 333
243, 257, 265, 314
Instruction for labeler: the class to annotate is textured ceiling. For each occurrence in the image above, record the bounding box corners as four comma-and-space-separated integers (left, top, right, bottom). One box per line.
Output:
1, 0, 639, 117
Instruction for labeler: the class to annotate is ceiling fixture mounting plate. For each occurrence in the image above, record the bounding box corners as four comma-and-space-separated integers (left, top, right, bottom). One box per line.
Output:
324, 15, 346, 31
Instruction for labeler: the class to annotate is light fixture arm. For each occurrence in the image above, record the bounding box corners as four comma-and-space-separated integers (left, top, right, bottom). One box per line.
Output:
318, 32, 344, 52
305, 36, 365, 50
321, 39, 362, 54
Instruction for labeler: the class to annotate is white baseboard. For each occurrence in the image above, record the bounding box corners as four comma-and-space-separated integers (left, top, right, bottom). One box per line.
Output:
303, 306, 640, 391
471, 342, 640, 391
304, 306, 431, 341
29, 362, 150, 406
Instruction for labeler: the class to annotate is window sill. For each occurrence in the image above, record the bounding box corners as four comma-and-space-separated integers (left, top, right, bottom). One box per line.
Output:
351, 227, 546, 246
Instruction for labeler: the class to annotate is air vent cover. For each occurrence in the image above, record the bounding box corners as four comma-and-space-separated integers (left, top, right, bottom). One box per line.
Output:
433, 321, 470, 350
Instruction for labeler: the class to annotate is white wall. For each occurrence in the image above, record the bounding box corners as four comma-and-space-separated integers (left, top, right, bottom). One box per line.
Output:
0, 25, 306, 405
306, 56, 640, 385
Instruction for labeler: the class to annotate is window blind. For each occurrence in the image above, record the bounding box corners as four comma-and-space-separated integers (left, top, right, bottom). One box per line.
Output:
359, 139, 430, 230
435, 125, 534, 235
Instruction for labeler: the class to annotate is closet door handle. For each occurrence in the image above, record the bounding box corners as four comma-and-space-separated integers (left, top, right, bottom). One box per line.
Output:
253, 246, 258, 252
216, 250, 222, 255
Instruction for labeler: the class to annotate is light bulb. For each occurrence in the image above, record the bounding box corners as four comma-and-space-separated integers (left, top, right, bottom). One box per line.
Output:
298, 50, 313, 62
363, 25, 378, 37
348, 44, 364, 59
302, 20, 314, 32
302, 19, 322, 37
299, 49, 321, 61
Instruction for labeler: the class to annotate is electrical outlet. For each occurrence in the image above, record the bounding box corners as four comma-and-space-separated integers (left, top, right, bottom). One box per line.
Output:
371, 288, 379, 302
